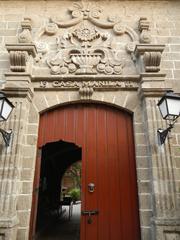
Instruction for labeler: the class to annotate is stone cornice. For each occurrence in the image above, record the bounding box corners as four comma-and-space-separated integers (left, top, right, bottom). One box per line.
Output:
4, 73, 34, 101
6, 44, 37, 58
134, 44, 166, 56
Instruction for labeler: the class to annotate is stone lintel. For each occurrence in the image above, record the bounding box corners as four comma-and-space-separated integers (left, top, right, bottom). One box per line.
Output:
135, 44, 166, 56
31, 74, 140, 82
0, 216, 19, 228
6, 44, 37, 58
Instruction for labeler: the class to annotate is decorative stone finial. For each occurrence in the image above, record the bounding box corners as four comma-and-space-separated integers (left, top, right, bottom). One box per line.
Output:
18, 17, 32, 43
139, 17, 151, 43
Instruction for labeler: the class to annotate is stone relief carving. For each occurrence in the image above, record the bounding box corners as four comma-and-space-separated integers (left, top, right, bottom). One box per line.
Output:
47, 22, 124, 75
9, 51, 28, 72
79, 83, 94, 99
34, 2, 138, 76
6, 44, 37, 73
134, 44, 165, 73
138, 17, 151, 44
18, 18, 32, 43
144, 52, 161, 72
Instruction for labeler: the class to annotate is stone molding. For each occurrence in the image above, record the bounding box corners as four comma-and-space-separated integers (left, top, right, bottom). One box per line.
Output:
139, 72, 171, 98
0, 216, 19, 228
4, 73, 34, 101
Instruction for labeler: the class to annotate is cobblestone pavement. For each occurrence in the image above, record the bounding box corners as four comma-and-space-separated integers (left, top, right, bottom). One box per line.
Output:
36, 203, 81, 240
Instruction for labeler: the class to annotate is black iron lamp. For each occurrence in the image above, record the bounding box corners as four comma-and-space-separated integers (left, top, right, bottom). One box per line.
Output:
0, 92, 14, 147
157, 90, 180, 145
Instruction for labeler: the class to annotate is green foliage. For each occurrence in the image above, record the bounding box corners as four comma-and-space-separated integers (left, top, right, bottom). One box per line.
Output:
68, 188, 81, 202
68, 162, 81, 189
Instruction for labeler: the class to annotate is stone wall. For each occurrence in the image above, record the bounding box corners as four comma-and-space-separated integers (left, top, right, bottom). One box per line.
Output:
0, 1, 180, 240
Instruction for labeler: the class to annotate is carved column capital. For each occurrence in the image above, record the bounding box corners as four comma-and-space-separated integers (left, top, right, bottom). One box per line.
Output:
135, 44, 165, 73
6, 44, 37, 73
9, 50, 28, 72
143, 51, 161, 72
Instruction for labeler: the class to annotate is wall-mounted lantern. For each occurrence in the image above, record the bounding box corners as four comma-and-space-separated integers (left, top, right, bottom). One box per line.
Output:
157, 90, 180, 145
0, 92, 14, 147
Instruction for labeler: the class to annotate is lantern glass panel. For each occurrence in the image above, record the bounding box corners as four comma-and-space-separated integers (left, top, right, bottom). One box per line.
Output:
166, 98, 180, 120
1, 100, 13, 121
158, 99, 168, 119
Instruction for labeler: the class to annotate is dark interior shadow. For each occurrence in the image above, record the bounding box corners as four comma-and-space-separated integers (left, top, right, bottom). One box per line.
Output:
35, 140, 81, 239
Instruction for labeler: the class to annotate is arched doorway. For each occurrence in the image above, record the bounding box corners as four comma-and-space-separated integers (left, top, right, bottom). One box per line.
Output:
29, 103, 141, 240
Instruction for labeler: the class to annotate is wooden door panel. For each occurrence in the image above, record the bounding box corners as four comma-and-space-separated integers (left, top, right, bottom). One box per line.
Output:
30, 103, 140, 240
96, 108, 109, 240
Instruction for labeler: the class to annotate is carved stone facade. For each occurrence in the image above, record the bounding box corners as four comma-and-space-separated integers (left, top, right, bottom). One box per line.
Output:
0, 1, 180, 240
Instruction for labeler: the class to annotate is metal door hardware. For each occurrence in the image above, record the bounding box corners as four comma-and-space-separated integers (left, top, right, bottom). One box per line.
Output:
88, 183, 95, 192
81, 210, 99, 215
81, 210, 99, 224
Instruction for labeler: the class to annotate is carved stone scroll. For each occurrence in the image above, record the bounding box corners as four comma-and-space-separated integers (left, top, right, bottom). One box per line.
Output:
144, 52, 161, 72
134, 44, 165, 73
9, 51, 28, 72
79, 83, 94, 99
138, 17, 151, 43
6, 44, 37, 73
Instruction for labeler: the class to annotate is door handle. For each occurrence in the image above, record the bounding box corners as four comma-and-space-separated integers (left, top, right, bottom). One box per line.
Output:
81, 210, 99, 215
81, 210, 99, 224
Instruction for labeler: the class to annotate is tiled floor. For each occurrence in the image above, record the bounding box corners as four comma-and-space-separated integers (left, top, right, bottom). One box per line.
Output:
36, 203, 81, 240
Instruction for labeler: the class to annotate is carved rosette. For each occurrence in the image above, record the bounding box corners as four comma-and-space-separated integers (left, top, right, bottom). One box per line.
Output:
139, 17, 151, 43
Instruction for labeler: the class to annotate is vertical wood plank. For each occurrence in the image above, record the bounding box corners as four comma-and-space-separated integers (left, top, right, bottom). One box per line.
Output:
31, 103, 141, 240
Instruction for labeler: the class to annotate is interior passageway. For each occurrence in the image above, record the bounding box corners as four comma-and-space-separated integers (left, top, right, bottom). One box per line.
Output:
36, 203, 81, 240
34, 140, 81, 240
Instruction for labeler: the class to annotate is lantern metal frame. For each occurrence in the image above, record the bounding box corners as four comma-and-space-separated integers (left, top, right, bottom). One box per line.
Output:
157, 90, 180, 145
0, 92, 14, 147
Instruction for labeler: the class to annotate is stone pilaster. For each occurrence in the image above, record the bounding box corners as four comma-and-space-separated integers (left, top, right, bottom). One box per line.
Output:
0, 69, 35, 239
136, 43, 180, 239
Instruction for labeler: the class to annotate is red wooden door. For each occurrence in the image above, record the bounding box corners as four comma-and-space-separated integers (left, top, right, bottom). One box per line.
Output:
30, 103, 140, 240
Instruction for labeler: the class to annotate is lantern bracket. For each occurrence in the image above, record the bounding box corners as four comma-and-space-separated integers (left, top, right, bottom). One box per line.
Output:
157, 123, 174, 145
0, 128, 12, 147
